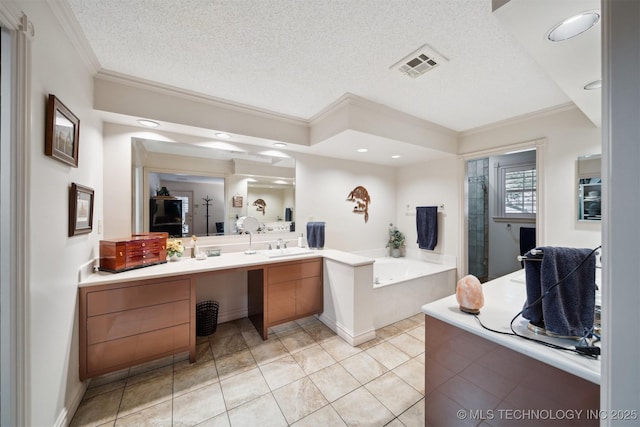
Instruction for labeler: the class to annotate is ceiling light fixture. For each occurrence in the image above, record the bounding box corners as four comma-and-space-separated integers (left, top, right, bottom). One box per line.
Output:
547, 11, 600, 42
137, 119, 159, 128
215, 132, 231, 139
357, 148, 368, 153
584, 79, 602, 90
391, 155, 401, 159
274, 142, 287, 147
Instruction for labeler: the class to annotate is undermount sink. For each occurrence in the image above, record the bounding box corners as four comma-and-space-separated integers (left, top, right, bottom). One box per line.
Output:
257, 247, 314, 258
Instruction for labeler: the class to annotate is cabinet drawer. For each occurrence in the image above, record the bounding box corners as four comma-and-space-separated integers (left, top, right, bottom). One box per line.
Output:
87, 279, 190, 316
268, 259, 322, 284
87, 323, 190, 373
87, 300, 190, 345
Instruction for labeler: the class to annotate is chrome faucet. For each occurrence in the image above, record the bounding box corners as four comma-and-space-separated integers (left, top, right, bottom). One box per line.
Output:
276, 238, 283, 249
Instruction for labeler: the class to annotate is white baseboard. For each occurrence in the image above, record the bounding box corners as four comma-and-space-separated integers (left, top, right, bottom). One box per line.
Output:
319, 314, 376, 346
216, 307, 248, 324
54, 381, 88, 427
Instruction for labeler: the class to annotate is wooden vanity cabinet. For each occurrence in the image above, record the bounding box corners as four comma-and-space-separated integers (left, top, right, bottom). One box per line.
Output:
248, 257, 323, 339
79, 276, 195, 380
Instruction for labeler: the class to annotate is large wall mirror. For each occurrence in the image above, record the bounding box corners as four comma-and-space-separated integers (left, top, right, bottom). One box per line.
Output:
132, 138, 296, 237
577, 154, 601, 221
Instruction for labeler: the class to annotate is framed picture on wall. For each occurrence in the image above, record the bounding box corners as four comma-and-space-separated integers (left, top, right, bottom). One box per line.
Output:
232, 195, 243, 208
45, 94, 80, 167
69, 183, 94, 236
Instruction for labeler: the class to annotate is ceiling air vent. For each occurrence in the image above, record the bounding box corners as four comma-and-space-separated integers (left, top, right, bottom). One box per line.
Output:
391, 44, 448, 79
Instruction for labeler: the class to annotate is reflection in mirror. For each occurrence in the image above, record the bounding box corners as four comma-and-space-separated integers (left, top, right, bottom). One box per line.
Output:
132, 138, 296, 236
577, 154, 601, 221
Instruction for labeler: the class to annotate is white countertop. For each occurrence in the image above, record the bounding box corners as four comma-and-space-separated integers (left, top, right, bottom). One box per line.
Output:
421, 270, 600, 384
79, 248, 374, 287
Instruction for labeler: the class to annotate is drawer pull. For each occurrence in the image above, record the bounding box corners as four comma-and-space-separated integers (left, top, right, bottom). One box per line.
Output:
119, 252, 123, 257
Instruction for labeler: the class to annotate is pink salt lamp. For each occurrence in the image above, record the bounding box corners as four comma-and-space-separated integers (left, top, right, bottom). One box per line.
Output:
456, 275, 484, 314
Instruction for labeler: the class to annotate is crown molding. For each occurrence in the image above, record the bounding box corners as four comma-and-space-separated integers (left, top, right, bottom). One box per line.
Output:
46, 0, 102, 73
309, 92, 457, 136
0, 1, 22, 29
95, 70, 309, 126
459, 102, 578, 137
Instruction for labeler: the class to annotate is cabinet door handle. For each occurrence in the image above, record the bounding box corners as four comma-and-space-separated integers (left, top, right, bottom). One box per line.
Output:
119, 252, 123, 257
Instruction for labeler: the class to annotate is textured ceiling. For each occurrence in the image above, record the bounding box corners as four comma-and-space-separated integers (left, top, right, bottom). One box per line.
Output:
65, 0, 572, 132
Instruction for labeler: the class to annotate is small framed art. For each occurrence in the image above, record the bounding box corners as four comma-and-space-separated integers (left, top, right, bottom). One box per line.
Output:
69, 183, 94, 236
45, 94, 80, 167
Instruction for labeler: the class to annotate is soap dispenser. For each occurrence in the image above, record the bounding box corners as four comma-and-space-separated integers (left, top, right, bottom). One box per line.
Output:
298, 233, 305, 248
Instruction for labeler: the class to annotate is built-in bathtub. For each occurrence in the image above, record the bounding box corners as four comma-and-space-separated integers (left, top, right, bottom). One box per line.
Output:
370, 255, 456, 329
320, 249, 457, 345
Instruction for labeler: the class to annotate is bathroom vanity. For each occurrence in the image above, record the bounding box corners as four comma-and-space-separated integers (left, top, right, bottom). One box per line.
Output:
421, 271, 600, 426
78, 252, 323, 380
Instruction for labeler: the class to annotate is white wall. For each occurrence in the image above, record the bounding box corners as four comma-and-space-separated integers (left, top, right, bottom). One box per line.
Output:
18, 1, 103, 425
295, 153, 396, 252
459, 106, 601, 250
395, 154, 460, 262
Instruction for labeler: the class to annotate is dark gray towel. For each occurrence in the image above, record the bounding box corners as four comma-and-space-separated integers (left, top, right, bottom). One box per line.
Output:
522, 249, 544, 328
306, 222, 325, 249
523, 247, 596, 337
416, 206, 438, 250
540, 247, 596, 337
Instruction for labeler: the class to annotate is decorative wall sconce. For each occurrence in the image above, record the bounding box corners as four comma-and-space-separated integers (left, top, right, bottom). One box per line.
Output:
253, 198, 266, 215
347, 185, 370, 223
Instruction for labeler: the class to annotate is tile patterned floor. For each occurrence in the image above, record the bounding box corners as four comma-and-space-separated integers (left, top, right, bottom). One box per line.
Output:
71, 314, 426, 427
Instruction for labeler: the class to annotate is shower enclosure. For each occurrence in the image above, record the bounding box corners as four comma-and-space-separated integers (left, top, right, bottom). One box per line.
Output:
467, 158, 489, 282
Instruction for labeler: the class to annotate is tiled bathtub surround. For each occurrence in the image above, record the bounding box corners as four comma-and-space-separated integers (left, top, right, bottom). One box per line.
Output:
71, 315, 427, 427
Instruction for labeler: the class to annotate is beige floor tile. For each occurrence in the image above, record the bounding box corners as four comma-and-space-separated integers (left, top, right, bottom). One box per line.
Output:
393, 315, 424, 331
215, 349, 257, 380
357, 336, 384, 350
376, 324, 403, 340
82, 379, 126, 401
365, 371, 423, 416
88, 368, 130, 389
70, 388, 123, 427
194, 412, 231, 427
272, 320, 303, 336
250, 339, 289, 365
366, 341, 411, 370
173, 359, 219, 397
173, 382, 227, 427
220, 367, 270, 409
291, 345, 336, 375
114, 400, 172, 427
280, 330, 316, 353
320, 336, 362, 361
309, 363, 360, 402
332, 387, 394, 426
125, 365, 173, 387
211, 333, 248, 358
340, 352, 388, 385
242, 328, 274, 348
406, 325, 426, 342
398, 399, 425, 427
393, 358, 426, 395
388, 333, 425, 357
385, 419, 405, 427
415, 352, 425, 365
227, 393, 287, 427
272, 377, 328, 424
233, 317, 256, 331
212, 321, 241, 338
118, 373, 173, 418
304, 323, 336, 343
290, 404, 347, 427
259, 354, 307, 390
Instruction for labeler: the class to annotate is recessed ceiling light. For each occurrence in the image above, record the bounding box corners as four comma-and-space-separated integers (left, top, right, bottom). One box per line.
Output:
215, 132, 231, 139
547, 11, 600, 42
391, 155, 401, 159
584, 79, 602, 90
137, 119, 159, 128
357, 148, 368, 153
274, 142, 287, 147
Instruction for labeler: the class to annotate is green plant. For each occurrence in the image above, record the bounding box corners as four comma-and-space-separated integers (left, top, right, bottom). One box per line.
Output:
385, 223, 405, 249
